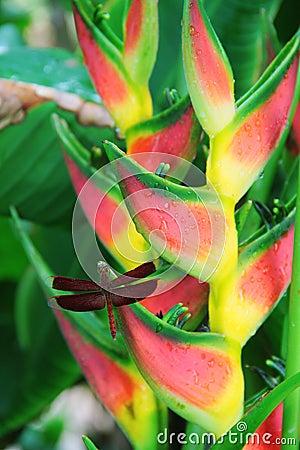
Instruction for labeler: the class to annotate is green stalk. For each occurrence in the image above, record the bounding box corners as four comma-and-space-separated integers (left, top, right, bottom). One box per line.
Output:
282, 160, 300, 447
182, 422, 207, 450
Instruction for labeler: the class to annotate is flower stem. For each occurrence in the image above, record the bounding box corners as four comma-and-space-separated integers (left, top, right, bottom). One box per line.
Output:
282, 161, 300, 448
182, 422, 206, 450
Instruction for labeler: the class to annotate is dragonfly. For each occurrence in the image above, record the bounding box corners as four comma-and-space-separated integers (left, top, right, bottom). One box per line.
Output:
50, 261, 157, 340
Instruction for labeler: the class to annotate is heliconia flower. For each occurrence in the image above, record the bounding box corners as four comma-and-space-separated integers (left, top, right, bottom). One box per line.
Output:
63, 156, 210, 328
126, 94, 202, 174
182, 0, 235, 137
116, 302, 244, 436
243, 403, 283, 449
72, 0, 153, 133
104, 140, 238, 283
53, 116, 210, 327
55, 311, 167, 450
123, 0, 158, 86
209, 209, 295, 346
206, 31, 300, 201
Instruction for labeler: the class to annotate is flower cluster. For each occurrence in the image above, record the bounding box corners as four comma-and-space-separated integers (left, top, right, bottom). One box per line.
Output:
50, 0, 299, 448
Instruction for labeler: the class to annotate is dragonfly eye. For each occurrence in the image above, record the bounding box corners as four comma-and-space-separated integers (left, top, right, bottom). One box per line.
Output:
97, 260, 112, 289
97, 261, 108, 271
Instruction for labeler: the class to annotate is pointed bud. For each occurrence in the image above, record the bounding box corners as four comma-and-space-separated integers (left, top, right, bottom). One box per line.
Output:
207, 31, 300, 201
182, 0, 235, 136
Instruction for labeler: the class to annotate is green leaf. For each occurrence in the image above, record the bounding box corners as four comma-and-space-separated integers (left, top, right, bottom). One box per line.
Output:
0, 100, 112, 226
0, 24, 25, 47
0, 47, 99, 102
0, 216, 27, 281
0, 275, 80, 440
82, 435, 99, 450
0, 103, 75, 225
282, 159, 300, 445
150, 0, 187, 109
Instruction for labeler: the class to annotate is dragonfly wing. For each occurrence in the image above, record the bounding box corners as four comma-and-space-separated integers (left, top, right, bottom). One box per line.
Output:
110, 261, 156, 288
52, 276, 100, 291
111, 278, 158, 305
49, 292, 106, 311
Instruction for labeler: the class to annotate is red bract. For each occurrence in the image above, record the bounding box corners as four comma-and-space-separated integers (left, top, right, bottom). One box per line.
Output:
72, 0, 154, 133
126, 95, 202, 173
182, 0, 235, 136
123, 0, 158, 86
210, 212, 295, 345
116, 303, 244, 436
55, 312, 167, 450
207, 40, 299, 201
141, 276, 209, 330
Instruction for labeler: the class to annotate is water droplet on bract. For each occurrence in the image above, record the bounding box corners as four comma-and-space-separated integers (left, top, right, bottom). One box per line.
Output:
189, 25, 196, 36
191, 369, 200, 385
207, 358, 215, 368
239, 288, 245, 299
164, 202, 169, 209
144, 190, 153, 198
160, 219, 168, 232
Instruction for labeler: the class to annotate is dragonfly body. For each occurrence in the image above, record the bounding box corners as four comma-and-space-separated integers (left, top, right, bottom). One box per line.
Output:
51, 261, 157, 339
